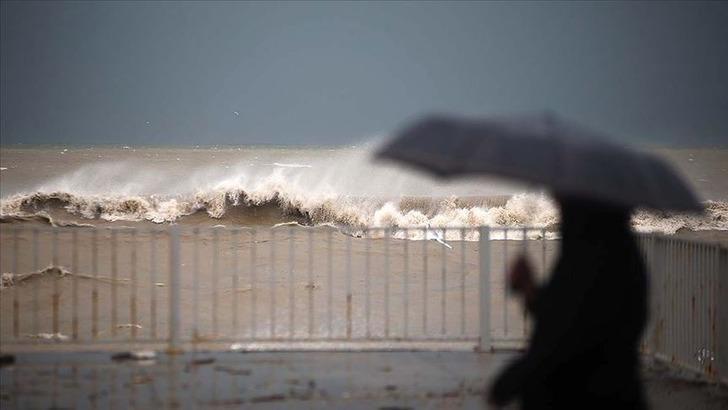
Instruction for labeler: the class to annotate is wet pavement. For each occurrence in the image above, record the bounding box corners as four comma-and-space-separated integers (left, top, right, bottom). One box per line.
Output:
1, 351, 726, 409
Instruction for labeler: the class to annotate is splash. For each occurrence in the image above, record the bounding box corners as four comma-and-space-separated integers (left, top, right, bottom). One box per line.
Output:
2, 187, 725, 235
0, 186, 561, 228
1, 155, 725, 235
631, 201, 728, 235
1, 265, 70, 290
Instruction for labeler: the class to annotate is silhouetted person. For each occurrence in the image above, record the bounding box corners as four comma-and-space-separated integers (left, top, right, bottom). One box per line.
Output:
488, 197, 648, 409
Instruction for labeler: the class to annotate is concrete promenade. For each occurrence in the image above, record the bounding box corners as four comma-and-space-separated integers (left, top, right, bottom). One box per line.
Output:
1, 351, 726, 409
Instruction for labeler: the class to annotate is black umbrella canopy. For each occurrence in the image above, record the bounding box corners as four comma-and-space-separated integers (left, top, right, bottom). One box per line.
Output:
376, 113, 702, 212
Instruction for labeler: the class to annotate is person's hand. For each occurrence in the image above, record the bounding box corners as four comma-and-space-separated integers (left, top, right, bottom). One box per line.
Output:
508, 254, 534, 295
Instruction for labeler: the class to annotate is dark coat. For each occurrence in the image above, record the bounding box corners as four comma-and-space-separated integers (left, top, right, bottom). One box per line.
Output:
489, 200, 648, 409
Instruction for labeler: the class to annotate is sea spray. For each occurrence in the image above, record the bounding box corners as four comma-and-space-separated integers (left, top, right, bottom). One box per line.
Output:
1, 149, 726, 235
2, 188, 726, 235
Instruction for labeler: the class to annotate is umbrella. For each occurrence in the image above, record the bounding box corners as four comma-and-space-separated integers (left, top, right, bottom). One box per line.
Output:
376, 112, 702, 212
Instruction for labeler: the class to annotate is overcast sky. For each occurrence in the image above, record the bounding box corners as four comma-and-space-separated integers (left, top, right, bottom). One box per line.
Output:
1, 1, 727, 146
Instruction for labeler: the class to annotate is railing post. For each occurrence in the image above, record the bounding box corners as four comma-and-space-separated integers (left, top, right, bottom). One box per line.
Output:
168, 225, 182, 353
479, 226, 492, 352
717, 247, 728, 385
650, 236, 663, 355
644, 235, 657, 354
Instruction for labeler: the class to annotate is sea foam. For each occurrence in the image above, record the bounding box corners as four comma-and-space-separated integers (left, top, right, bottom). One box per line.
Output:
0, 152, 725, 235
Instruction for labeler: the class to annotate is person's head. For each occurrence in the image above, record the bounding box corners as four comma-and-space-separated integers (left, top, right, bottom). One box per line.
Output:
554, 194, 632, 240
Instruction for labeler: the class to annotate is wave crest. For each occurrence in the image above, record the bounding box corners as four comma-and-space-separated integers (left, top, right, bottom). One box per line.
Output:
2, 186, 727, 235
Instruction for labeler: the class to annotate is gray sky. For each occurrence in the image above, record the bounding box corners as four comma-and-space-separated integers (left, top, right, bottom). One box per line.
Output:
2, 1, 727, 146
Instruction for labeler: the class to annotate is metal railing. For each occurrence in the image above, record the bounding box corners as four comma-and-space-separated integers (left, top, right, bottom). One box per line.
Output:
0, 225, 725, 383
0, 226, 554, 350
1, 227, 175, 347
638, 234, 728, 383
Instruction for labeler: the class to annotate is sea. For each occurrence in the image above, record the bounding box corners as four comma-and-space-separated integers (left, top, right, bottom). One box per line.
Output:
1, 144, 726, 241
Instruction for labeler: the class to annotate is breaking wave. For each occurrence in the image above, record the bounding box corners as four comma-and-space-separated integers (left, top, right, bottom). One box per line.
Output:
1, 153, 726, 235
0, 188, 543, 227
1, 187, 726, 235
